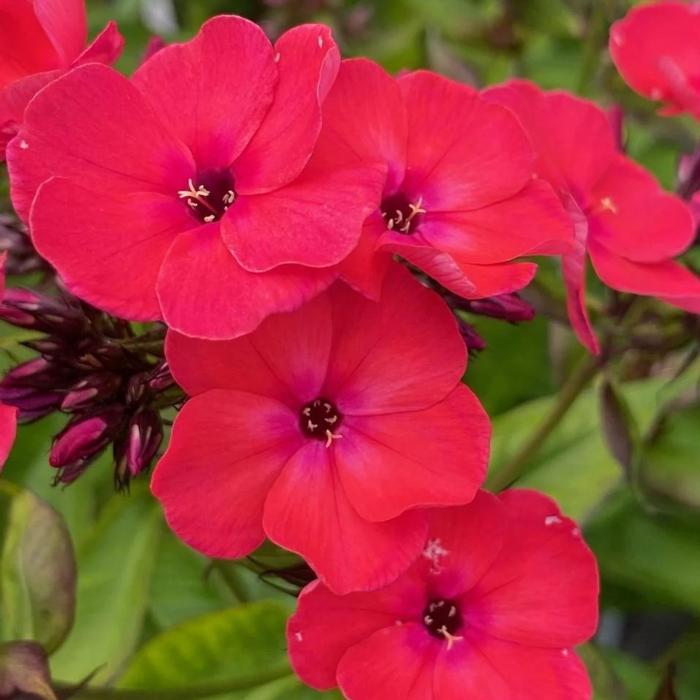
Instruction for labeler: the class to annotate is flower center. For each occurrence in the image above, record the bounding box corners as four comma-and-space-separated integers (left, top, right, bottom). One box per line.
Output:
380, 192, 426, 234
423, 599, 464, 648
300, 397, 343, 448
178, 168, 236, 223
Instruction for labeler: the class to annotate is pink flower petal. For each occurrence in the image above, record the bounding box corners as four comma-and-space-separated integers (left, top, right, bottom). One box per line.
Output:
165, 292, 333, 403
610, 1, 700, 118
588, 155, 695, 263
288, 577, 426, 690
157, 224, 337, 340
435, 636, 591, 700
414, 178, 573, 265
34, 0, 87, 65
133, 15, 276, 169
389, 241, 537, 299
263, 441, 429, 594
486, 80, 616, 198
234, 24, 340, 193
562, 196, 599, 355
336, 624, 439, 700
73, 20, 123, 66
0, 402, 17, 470
31, 177, 191, 320
313, 57, 407, 194
589, 237, 700, 303
419, 491, 508, 599
0, 1, 58, 86
399, 71, 533, 211
324, 266, 466, 414
337, 215, 394, 301
151, 389, 300, 558
468, 489, 599, 648
222, 158, 385, 272
336, 385, 489, 521
7, 62, 194, 221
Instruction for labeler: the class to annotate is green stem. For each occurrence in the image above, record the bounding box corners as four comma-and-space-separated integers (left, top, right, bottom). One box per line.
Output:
487, 353, 603, 492
56, 669, 293, 700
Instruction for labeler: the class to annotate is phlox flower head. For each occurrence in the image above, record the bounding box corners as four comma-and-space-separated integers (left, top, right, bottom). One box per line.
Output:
486, 80, 700, 354
0, 0, 123, 156
152, 267, 490, 594
610, 1, 700, 119
310, 58, 574, 302
7, 16, 385, 339
288, 489, 599, 700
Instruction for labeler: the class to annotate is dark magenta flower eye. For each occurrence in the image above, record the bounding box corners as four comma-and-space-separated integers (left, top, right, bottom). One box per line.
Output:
380, 191, 426, 234
177, 169, 236, 224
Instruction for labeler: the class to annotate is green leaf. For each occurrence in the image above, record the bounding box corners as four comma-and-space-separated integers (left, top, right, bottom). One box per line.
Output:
586, 490, 700, 614
147, 534, 233, 630
0, 482, 76, 653
246, 675, 343, 699
116, 602, 292, 694
639, 404, 700, 511
50, 486, 162, 685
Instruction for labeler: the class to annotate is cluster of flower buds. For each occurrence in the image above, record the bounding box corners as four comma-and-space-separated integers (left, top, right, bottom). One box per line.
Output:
0, 288, 180, 487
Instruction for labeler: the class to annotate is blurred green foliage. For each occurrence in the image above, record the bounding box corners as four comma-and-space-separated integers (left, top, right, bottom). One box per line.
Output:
2, 0, 699, 698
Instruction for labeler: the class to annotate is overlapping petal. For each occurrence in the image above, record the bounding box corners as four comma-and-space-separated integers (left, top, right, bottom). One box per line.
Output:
151, 389, 301, 558
263, 441, 429, 594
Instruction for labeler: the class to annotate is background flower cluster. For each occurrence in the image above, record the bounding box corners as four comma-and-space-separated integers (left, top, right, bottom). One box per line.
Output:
0, 1, 699, 699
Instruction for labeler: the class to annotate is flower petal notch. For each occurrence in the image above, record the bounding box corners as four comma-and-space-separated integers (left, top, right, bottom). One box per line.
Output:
288, 489, 599, 699
7, 16, 384, 340
152, 267, 491, 594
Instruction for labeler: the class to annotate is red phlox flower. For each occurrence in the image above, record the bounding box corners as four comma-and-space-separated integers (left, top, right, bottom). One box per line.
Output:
0, 254, 18, 469
152, 267, 490, 594
288, 489, 599, 700
610, 1, 700, 119
7, 16, 385, 339
309, 58, 573, 302
0, 0, 123, 156
486, 80, 700, 354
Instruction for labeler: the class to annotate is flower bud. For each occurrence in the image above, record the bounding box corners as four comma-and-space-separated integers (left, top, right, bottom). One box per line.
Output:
457, 319, 486, 353
61, 373, 122, 412
466, 293, 535, 323
50, 407, 124, 470
126, 409, 163, 477
0, 358, 64, 420
0, 288, 86, 335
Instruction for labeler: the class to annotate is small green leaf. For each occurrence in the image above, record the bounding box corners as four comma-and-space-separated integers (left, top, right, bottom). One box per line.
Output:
0, 482, 76, 653
117, 602, 292, 694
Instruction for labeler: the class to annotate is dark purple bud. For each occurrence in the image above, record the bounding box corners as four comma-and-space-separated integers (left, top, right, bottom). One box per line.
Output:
61, 373, 122, 412
466, 293, 535, 323
50, 407, 124, 470
0, 288, 86, 335
126, 409, 163, 477
0, 214, 49, 276
0, 358, 65, 420
677, 144, 700, 203
607, 104, 625, 153
147, 362, 174, 393
457, 319, 487, 353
